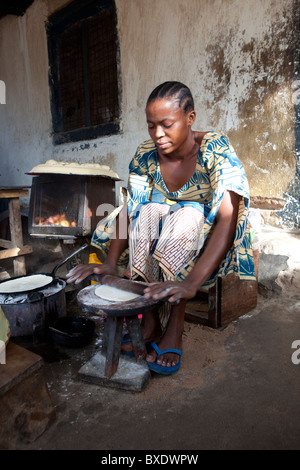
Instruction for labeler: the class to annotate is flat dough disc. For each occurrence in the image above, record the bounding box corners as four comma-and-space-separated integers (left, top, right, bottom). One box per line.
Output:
94, 284, 141, 302
0, 274, 52, 293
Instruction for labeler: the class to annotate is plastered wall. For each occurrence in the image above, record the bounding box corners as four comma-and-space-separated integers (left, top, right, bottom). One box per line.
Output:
0, 0, 299, 226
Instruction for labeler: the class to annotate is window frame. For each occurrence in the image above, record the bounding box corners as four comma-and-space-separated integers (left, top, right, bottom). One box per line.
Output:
46, 0, 121, 145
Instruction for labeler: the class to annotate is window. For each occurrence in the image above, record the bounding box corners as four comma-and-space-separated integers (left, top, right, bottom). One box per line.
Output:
47, 0, 120, 144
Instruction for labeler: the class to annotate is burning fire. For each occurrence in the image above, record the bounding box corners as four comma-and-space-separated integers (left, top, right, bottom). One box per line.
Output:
35, 214, 77, 227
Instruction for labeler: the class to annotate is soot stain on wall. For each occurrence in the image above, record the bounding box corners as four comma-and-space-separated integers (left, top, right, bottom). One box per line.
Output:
202, 6, 299, 227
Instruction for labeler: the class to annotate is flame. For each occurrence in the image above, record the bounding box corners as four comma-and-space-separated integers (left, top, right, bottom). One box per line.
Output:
35, 214, 77, 227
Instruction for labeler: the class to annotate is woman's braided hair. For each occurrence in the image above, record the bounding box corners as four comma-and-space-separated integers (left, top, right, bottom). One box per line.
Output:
146, 81, 194, 115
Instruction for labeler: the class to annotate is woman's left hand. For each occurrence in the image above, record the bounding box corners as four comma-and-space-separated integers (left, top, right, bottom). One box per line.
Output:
143, 280, 197, 303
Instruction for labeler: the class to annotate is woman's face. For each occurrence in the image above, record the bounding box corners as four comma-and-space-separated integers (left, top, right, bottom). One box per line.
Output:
146, 98, 195, 156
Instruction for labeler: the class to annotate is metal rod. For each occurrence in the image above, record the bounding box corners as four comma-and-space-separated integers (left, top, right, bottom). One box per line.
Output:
51, 243, 89, 277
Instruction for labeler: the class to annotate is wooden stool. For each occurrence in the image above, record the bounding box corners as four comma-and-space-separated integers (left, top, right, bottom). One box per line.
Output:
77, 283, 160, 391
77, 284, 160, 378
0, 187, 32, 278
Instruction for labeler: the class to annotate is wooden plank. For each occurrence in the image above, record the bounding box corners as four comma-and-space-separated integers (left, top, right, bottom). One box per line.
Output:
185, 297, 210, 325
0, 192, 32, 276
217, 250, 259, 327
0, 245, 32, 259
0, 343, 55, 449
185, 299, 209, 313
8, 198, 23, 247
218, 274, 258, 327
0, 197, 32, 275
0, 238, 13, 249
185, 311, 210, 326
13, 256, 27, 276
207, 282, 219, 328
0, 343, 42, 396
0, 189, 29, 198
0, 270, 10, 281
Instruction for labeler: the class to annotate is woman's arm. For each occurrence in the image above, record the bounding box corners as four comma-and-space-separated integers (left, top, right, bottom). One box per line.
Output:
66, 206, 129, 284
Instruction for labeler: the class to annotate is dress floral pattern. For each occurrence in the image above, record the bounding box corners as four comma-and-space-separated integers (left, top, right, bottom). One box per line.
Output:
92, 132, 256, 288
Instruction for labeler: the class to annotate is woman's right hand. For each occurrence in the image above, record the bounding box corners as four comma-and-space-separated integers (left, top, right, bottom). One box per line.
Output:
66, 262, 116, 285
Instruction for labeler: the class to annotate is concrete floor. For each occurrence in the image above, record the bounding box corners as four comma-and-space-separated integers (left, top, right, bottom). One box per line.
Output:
13, 287, 300, 451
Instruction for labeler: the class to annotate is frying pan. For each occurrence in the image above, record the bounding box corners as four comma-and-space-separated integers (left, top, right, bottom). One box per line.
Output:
0, 243, 89, 295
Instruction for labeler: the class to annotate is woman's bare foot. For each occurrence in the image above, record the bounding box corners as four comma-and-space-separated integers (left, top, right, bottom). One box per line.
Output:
145, 332, 183, 367
146, 299, 186, 369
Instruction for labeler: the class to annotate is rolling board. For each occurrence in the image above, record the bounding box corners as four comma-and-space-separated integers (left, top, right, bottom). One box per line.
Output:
77, 280, 161, 317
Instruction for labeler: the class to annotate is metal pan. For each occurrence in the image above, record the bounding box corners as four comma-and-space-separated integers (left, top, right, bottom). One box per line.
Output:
0, 243, 89, 295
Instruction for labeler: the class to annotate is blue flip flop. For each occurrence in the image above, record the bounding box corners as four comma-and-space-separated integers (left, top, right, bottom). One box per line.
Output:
121, 335, 150, 357
121, 334, 134, 356
147, 342, 182, 375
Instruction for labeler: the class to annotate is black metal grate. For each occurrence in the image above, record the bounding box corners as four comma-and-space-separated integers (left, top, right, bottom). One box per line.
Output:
87, 12, 119, 126
53, 6, 119, 135
58, 21, 86, 131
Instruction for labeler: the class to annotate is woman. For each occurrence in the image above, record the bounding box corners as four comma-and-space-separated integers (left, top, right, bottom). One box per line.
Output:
67, 81, 255, 375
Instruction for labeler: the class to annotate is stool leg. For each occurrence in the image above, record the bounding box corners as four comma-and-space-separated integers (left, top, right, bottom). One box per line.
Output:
102, 316, 123, 379
126, 315, 147, 362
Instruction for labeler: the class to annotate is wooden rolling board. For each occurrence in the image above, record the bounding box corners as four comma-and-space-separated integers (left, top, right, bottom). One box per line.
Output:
77, 284, 161, 317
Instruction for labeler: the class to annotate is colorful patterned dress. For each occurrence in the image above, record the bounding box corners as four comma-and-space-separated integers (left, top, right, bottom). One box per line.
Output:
92, 132, 256, 289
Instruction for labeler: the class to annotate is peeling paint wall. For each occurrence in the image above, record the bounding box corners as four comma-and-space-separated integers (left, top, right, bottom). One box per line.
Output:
203, 8, 296, 196
0, 0, 298, 226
